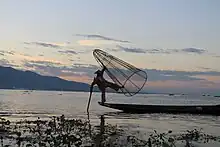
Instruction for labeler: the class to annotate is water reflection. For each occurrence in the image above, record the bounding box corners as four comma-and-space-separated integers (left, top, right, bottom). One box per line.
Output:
87, 112, 106, 146
86, 112, 220, 147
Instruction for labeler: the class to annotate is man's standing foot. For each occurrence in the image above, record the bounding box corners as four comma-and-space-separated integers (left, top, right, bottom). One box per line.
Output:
101, 100, 105, 105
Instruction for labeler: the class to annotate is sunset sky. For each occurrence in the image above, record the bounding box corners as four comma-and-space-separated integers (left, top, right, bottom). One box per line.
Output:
0, 0, 220, 94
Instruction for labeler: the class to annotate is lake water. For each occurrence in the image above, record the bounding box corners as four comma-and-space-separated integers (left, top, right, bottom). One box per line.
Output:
1, 89, 220, 146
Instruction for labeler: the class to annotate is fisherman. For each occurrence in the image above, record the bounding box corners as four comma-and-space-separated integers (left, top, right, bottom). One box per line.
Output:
89, 66, 124, 104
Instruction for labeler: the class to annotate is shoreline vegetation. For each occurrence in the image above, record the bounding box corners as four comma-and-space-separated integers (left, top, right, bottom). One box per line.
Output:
0, 115, 220, 147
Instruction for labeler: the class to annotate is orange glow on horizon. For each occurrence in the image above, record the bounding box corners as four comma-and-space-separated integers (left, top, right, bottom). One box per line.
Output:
58, 75, 220, 90
59, 75, 92, 84
193, 75, 220, 83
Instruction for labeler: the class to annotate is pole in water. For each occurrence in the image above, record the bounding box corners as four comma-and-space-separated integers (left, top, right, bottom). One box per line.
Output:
87, 95, 92, 112
87, 89, 93, 112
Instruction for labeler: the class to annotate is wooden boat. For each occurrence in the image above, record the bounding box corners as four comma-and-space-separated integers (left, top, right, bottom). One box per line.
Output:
98, 102, 220, 115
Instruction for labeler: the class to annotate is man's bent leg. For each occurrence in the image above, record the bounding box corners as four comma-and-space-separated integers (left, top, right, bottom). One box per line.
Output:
101, 89, 106, 104
110, 83, 123, 91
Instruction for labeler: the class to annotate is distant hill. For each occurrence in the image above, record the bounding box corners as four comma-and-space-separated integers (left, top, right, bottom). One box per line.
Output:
0, 66, 92, 91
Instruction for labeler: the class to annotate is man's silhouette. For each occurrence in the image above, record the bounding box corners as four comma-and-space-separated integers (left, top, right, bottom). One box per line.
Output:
89, 66, 124, 104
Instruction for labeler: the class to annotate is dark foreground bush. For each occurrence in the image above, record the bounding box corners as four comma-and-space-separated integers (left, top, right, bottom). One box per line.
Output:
0, 115, 219, 147
0, 115, 122, 147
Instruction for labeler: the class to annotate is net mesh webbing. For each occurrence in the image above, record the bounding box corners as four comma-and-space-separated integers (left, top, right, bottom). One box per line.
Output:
93, 49, 148, 96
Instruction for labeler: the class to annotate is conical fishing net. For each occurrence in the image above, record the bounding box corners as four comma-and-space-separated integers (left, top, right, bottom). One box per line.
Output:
93, 49, 148, 96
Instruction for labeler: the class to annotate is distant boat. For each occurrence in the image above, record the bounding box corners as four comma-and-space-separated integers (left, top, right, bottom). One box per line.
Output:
169, 93, 174, 96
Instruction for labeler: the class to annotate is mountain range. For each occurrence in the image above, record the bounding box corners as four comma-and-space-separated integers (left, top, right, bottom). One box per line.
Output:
0, 66, 93, 91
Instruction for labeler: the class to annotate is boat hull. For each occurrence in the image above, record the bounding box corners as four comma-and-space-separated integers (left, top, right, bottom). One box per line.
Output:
98, 102, 220, 115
